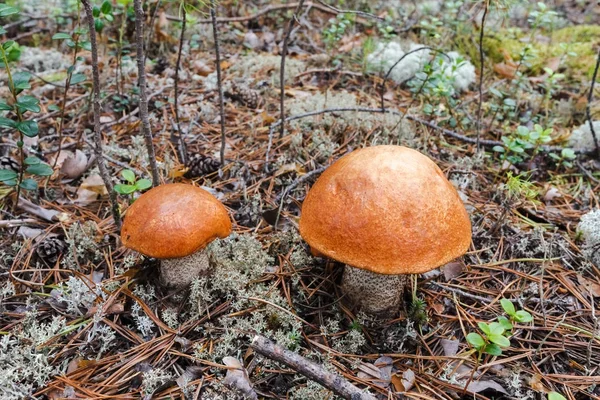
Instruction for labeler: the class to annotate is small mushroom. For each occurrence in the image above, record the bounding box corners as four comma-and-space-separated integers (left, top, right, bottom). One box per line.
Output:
299, 145, 471, 314
121, 183, 232, 288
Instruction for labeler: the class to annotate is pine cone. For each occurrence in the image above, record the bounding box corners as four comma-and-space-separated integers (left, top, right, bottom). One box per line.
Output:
184, 154, 221, 178
226, 82, 262, 109
36, 237, 66, 264
0, 156, 20, 173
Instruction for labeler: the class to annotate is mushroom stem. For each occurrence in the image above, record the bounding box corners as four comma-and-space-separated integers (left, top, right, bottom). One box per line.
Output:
340, 266, 407, 314
160, 249, 210, 288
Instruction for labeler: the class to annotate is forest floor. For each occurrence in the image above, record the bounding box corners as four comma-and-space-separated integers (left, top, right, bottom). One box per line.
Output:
1, 0, 600, 399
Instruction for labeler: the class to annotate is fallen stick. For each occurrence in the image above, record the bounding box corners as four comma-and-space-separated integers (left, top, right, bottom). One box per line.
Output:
250, 335, 376, 400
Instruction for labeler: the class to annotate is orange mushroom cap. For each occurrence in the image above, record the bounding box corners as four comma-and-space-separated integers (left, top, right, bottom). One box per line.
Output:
299, 145, 472, 275
121, 183, 232, 259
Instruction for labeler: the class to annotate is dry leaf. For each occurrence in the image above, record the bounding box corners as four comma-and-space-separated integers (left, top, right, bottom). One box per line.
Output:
543, 186, 562, 202
79, 174, 108, 195
466, 379, 507, 394
358, 356, 393, 388
391, 369, 415, 392
493, 63, 517, 79
193, 60, 213, 76
442, 261, 464, 281
577, 275, 600, 297
529, 373, 546, 392
440, 339, 460, 357
222, 357, 258, 400
61, 149, 88, 180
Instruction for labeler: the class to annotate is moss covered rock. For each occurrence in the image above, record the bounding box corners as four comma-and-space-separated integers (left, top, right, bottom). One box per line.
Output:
479, 25, 600, 79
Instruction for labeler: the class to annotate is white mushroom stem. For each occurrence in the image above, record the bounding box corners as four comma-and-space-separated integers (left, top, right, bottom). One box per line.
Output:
160, 249, 210, 288
340, 266, 407, 314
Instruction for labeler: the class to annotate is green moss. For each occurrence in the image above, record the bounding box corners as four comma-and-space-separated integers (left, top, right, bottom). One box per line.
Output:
471, 25, 600, 79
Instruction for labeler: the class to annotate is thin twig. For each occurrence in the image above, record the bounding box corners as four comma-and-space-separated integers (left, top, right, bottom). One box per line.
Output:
133, 0, 161, 186
210, 0, 227, 166
173, 2, 187, 164
80, 0, 121, 229
145, 0, 162, 64
279, 0, 305, 139
586, 47, 600, 159
476, 1, 488, 151
251, 335, 375, 400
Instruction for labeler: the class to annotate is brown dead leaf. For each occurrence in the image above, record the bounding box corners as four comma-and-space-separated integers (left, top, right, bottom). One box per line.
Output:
431, 301, 445, 314
391, 369, 415, 392
193, 60, 213, 76
529, 374, 546, 392
442, 261, 464, 281
79, 174, 108, 195
223, 357, 257, 400
577, 275, 600, 297
494, 63, 517, 79
220, 60, 231, 70
86, 302, 125, 317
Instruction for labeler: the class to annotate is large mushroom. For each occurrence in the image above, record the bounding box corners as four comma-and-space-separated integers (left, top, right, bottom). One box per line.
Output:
121, 183, 232, 288
299, 145, 471, 314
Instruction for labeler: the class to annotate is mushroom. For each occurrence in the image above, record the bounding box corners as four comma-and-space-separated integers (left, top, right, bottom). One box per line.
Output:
121, 183, 232, 288
299, 145, 471, 314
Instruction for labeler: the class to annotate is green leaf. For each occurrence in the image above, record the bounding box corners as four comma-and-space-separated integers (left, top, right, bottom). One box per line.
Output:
114, 184, 136, 194
121, 169, 136, 183
48, 104, 61, 112
488, 334, 510, 348
0, 5, 19, 17
92, 6, 101, 17
69, 73, 87, 85
101, 0, 112, 14
498, 316, 513, 331
488, 322, 505, 336
95, 18, 105, 33
135, 179, 152, 191
484, 343, 503, 356
52, 32, 72, 40
17, 120, 39, 137
12, 71, 32, 91
466, 333, 485, 349
561, 148, 575, 159
3, 179, 17, 186
2, 40, 15, 50
19, 178, 38, 191
478, 322, 491, 336
500, 299, 516, 316
0, 169, 17, 181
0, 117, 17, 129
493, 146, 505, 153
81, 41, 92, 52
104, 13, 114, 22
514, 310, 533, 323
548, 392, 567, 400
16, 95, 41, 113
0, 100, 13, 111
26, 163, 53, 176
24, 156, 41, 165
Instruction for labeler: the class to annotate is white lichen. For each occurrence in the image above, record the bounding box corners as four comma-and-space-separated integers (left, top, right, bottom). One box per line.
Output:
569, 121, 600, 152
367, 41, 430, 84
578, 209, 600, 266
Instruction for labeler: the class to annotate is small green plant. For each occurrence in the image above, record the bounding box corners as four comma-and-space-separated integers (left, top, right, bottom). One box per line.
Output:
92, 0, 115, 33
113, 170, 152, 201
0, 6, 53, 201
467, 321, 510, 356
503, 172, 540, 205
493, 124, 552, 164
549, 148, 576, 168
467, 298, 533, 357
322, 13, 354, 49
500, 298, 533, 324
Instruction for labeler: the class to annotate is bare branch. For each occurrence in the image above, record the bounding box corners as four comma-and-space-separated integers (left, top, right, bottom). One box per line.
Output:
133, 0, 161, 186
586, 47, 600, 159
210, 0, 227, 166
80, 0, 121, 229
476, 1, 489, 151
173, 3, 188, 164
251, 335, 376, 400
279, 0, 305, 139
